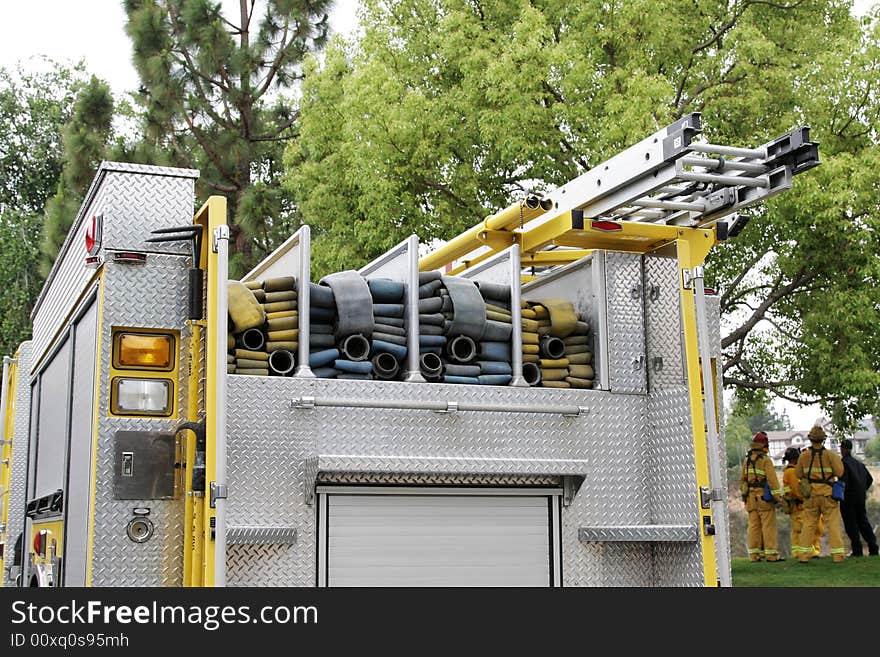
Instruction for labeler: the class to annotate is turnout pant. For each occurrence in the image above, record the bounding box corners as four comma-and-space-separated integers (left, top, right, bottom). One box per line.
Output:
745, 494, 780, 561
840, 497, 879, 556
796, 494, 846, 562
790, 506, 823, 557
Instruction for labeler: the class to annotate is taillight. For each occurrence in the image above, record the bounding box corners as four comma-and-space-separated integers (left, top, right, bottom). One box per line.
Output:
590, 220, 623, 232
33, 530, 49, 557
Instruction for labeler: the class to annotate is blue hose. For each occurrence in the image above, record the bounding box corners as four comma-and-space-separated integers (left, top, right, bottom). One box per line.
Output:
371, 339, 407, 360
419, 335, 447, 346
443, 375, 481, 385
309, 348, 339, 368
310, 306, 335, 322
477, 361, 512, 375
367, 278, 405, 302
479, 341, 510, 361
478, 374, 512, 386
334, 359, 374, 374
372, 303, 404, 318
312, 366, 339, 378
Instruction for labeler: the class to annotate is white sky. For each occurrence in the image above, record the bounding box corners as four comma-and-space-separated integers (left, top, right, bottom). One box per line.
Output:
0, 0, 874, 430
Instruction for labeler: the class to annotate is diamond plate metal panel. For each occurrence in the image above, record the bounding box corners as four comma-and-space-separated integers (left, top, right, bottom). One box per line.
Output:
705, 295, 721, 359
228, 526, 297, 545
317, 472, 560, 487
647, 386, 705, 586
3, 341, 33, 586
90, 255, 190, 587
606, 252, 646, 394
32, 164, 197, 370
227, 376, 652, 586
227, 544, 298, 587
644, 255, 685, 391
579, 525, 697, 542
305, 456, 586, 504
101, 172, 194, 256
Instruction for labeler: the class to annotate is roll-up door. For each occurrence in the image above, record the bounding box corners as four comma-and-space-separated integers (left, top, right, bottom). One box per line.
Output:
319, 490, 559, 587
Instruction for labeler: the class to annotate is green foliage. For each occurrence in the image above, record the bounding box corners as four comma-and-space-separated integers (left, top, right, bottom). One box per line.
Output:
287, 0, 880, 422
39, 76, 116, 276
725, 392, 789, 467
123, 0, 332, 274
0, 62, 85, 215
0, 61, 90, 355
865, 437, 880, 461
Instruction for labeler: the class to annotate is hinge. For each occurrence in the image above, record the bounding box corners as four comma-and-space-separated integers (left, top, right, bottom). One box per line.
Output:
692, 265, 704, 280
682, 268, 693, 289
209, 482, 227, 508
212, 225, 230, 253
700, 486, 724, 509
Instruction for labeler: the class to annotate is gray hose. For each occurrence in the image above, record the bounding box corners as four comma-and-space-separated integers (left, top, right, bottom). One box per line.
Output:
446, 335, 477, 363
268, 350, 296, 376
441, 276, 486, 339
540, 336, 566, 360
340, 334, 371, 361
443, 363, 481, 377
522, 362, 542, 386
419, 352, 443, 380
372, 352, 400, 380
418, 279, 443, 298
475, 281, 511, 303
418, 271, 441, 284
238, 328, 265, 351
480, 319, 512, 341
320, 270, 374, 337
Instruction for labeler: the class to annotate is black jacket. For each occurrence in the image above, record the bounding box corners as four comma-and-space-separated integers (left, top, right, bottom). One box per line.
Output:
841, 454, 874, 502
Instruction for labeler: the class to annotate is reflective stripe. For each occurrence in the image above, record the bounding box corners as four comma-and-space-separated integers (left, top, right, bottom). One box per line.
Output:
783, 486, 791, 492
763, 549, 779, 555
830, 548, 846, 554
792, 546, 811, 553
748, 548, 762, 554
771, 488, 783, 495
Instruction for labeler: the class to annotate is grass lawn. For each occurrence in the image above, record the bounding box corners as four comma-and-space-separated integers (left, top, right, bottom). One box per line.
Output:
732, 555, 880, 587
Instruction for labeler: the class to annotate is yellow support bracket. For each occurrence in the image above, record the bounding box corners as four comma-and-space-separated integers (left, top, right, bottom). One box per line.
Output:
675, 229, 719, 586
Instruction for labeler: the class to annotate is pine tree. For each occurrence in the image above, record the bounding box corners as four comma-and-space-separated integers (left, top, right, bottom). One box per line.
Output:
123, 0, 332, 275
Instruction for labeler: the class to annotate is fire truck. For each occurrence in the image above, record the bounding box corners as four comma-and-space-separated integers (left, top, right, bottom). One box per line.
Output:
0, 114, 818, 587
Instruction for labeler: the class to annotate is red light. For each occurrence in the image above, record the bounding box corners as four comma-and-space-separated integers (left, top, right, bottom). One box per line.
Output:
590, 220, 623, 232
85, 214, 102, 255
112, 252, 147, 264
33, 530, 47, 557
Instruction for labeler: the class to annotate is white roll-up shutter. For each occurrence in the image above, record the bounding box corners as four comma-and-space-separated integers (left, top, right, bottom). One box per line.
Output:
323, 493, 555, 587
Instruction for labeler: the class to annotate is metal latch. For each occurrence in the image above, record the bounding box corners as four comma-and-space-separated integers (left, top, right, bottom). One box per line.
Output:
433, 401, 459, 414
291, 396, 315, 409
212, 225, 230, 253
562, 406, 589, 418
210, 482, 227, 508
700, 486, 724, 509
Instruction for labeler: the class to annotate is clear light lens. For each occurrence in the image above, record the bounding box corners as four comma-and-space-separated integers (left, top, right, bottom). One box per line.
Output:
116, 333, 173, 369
113, 378, 172, 415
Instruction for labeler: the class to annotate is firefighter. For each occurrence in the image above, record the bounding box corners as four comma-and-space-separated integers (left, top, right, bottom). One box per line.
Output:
740, 431, 784, 562
794, 425, 846, 563
782, 447, 823, 558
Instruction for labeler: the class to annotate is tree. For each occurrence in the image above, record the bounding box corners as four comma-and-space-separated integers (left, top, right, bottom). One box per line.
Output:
39, 75, 116, 275
0, 61, 89, 355
725, 392, 790, 467
285, 0, 880, 427
122, 0, 333, 275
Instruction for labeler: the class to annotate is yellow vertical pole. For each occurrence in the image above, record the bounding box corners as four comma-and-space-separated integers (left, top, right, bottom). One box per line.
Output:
182, 320, 206, 587
0, 354, 18, 585
677, 232, 720, 586
200, 196, 227, 587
